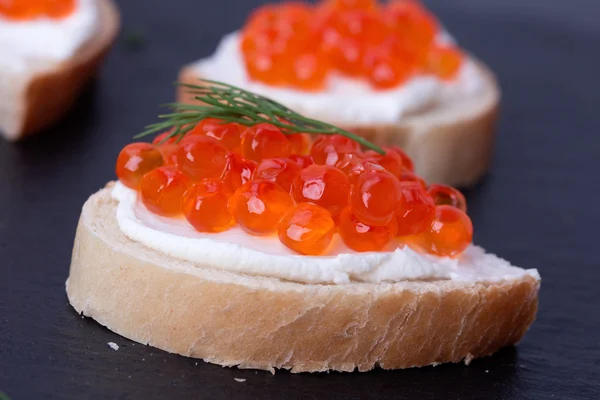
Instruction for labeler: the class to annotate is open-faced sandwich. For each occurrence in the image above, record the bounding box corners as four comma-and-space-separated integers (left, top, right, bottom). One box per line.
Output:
178, 0, 499, 187
0, 0, 119, 141
66, 81, 538, 373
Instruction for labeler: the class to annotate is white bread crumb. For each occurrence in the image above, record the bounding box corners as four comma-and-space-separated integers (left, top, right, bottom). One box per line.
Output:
108, 342, 119, 351
234, 378, 246, 383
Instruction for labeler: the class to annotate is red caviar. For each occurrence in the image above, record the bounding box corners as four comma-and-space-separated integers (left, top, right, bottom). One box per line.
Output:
229, 179, 295, 234
428, 184, 467, 212
183, 179, 235, 232
396, 181, 435, 237
0, 0, 75, 20
278, 203, 336, 255
254, 158, 302, 192
190, 118, 244, 151
350, 169, 402, 226
116, 119, 473, 257
239, 0, 463, 90
140, 166, 190, 217
407, 205, 473, 257
177, 136, 229, 181
338, 207, 396, 252
291, 164, 350, 216
241, 123, 293, 162
116, 143, 164, 189
220, 153, 257, 191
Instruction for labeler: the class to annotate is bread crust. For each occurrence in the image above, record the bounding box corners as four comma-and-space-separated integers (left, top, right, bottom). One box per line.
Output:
66, 186, 539, 373
177, 61, 499, 187
0, 0, 120, 141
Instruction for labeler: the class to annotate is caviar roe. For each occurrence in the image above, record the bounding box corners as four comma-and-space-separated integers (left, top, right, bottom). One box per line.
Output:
291, 164, 350, 216
229, 179, 295, 234
190, 118, 244, 151
350, 169, 402, 226
241, 123, 293, 162
239, 0, 463, 90
116, 119, 473, 257
220, 153, 258, 192
427, 184, 467, 212
278, 203, 335, 255
407, 205, 473, 257
396, 181, 435, 237
254, 158, 302, 191
116, 143, 164, 189
140, 166, 190, 217
183, 179, 235, 232
177, 136, 229, 181
338, 207, 396, 252
0, 0, 76, 20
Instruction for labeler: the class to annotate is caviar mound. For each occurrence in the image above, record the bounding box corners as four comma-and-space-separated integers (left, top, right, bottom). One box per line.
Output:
0, 0, 76, 20
238, 0, 464, 91
116, 121, 472, 257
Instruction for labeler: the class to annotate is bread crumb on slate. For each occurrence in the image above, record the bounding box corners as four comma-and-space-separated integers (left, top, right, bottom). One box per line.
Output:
234, 378, 246, 383
108, 342, 119, 351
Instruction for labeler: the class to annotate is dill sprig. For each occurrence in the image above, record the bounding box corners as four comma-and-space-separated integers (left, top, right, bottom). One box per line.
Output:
135, 79, 385, 154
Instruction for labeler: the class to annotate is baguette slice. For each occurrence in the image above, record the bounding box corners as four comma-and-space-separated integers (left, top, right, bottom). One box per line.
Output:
178, 59, 499, 187
0, 0, 119, 141
66, 184, 540, 373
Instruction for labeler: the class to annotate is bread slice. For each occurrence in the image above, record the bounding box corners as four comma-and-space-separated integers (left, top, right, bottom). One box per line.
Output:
177, 59, 499, 188
66, 184, 539, 373
0, 0, 119, 141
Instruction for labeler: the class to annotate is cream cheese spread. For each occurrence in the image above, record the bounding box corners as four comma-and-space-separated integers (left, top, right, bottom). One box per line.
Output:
112, 182, 539, 285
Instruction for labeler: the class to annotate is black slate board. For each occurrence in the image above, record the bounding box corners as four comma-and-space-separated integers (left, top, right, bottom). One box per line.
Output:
1, 1, 599, 399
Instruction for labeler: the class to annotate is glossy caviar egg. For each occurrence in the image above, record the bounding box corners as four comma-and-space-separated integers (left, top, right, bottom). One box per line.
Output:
363, 148, 405, 178
396, 181, 436, 237
291, 52, 330, 90
116, 143, 164, 189
241, 123, 293, 162
220, 153, 258, 192
229, 179, 295, 235
291, 164, 350, 216
310, 134, 361, 166
140, 166, 190, 217
287, 133, 311, 155
399, 171, 427, 189
427, 184, 467, 212
254, 158, 302, 192
182, 179, 235, 233
190, 118, 244, 151
338, 207, 396, 252
350, 169, 402, 226
290, 154, 314, 168
427, 44, 463, 80
407, 205, 473, 257
152, 131, 177, 145
278, 203, 335, 255
177, 136, 229, 181
152, 132, 179, 166
388, 145, 414, 172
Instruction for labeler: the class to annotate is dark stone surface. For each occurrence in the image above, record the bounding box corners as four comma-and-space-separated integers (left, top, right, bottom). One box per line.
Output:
1, 1, 599, 399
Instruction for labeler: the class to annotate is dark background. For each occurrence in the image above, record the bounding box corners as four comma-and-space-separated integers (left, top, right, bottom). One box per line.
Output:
1, 0, 600, 399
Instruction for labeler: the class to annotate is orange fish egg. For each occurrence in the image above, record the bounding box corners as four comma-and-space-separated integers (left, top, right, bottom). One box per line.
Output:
140, 166, 190, 217
190, 118, 244, 151
350, 169, 402, 226
241, 123, 293, 162
407, 205, 473, 257
278, 203, 335, 255
220, 153, 258, 192
116, 143, 164, 189
310, 134, 361, 166
427, 184, 467, 212
229, 180, 295, 235
291, 164, 350, 216
182, 179, 235, 233
177, 136, 229, 181
254, 158, 302, 192
338, 207, 396, 252
396, 181, 435, 237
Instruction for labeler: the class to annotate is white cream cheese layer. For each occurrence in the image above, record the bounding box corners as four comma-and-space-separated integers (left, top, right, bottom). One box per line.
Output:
112, 182, 539, 285
192, 32, 486, 126
0, 0, 98, 72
